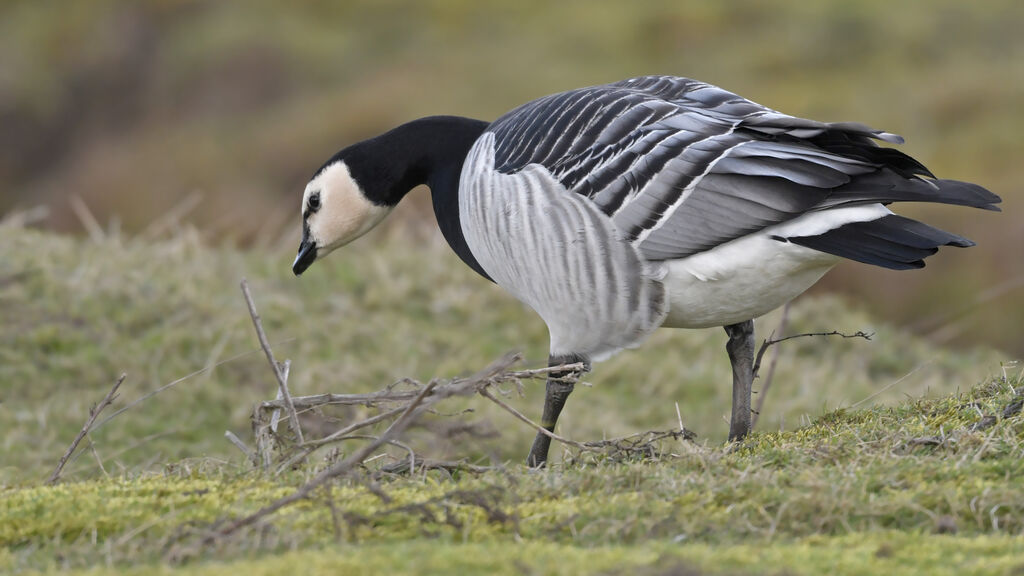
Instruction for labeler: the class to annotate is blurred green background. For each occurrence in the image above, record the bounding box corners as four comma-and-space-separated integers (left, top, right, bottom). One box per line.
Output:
1, 0, 1021, 354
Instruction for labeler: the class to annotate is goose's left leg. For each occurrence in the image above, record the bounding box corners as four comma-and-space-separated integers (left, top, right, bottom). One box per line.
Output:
526, 353, 588, 468
724, 319, 755, 441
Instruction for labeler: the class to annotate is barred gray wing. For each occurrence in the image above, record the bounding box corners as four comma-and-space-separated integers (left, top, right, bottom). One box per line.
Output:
486, 75, 997, 261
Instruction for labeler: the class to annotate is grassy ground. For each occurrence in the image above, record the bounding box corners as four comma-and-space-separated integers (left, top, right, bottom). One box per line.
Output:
1, 222, 1021, 574
3, 379, 1023, 574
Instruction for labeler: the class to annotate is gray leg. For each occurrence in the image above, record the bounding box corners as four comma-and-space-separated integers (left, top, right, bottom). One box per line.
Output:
724, 320, 755, 442
526, 354, 587, 467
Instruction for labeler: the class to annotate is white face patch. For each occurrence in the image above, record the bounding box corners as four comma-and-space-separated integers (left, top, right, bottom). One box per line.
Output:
302, 161, 392, 259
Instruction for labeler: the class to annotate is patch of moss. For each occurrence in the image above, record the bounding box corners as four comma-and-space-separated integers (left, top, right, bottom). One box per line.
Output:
3, 375, 1022, 572
16, 534, 1024, 576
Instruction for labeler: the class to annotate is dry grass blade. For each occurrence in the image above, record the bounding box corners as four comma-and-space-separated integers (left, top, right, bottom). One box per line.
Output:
851, 360, 932, 409
138, 192, 203, 240
92, 345, 288, 432
69, 195, 106, 243
47, 373, 126, 485
0, 205, 49, 228
240, 278, 303, 444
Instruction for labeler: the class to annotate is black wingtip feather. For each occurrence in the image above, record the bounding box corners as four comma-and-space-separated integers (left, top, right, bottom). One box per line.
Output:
823, 176, 1003, 212
783, 215, 976, 271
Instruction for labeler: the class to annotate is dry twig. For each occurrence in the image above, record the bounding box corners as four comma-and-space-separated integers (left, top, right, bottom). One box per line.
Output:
582, 428, 696, 461
276, 406, 407, 472
224, 430, 256, 465
376, 458, 499, 476
751, 302, 790, 427
178, 343, 705, 558
212, 385, 435, 540
749, 326, 873, 427
477, 387, 588, 451
206, 353, 525, 545
241, 278, 303, 444
48, 373, 126, 485
263, 360, 587, 473
256, 349, 691, 473
752, 329, 873, 380
260, 362, 586, 412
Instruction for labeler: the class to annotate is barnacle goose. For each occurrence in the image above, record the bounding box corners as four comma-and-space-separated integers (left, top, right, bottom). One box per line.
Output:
292, 76, 1000, 467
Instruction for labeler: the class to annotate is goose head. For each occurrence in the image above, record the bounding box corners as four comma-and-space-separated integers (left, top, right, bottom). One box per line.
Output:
293, 159, 392, 275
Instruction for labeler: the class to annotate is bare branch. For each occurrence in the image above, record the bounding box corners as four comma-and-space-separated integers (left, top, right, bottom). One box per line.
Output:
260, 361, 586, 412
749, 323, 873, 427
752, 302, 790, 428
262, 390, 424, 411
224, 430, 256, 465
252, 403, 275, 470
753, 329, 873, 379
210, 379, 440, 541
209, 353, 526, 543
240, 278, 303, 444
196, 348, 698, 555
504, 363, 588, 381
478, 387, 588, 450
377, 458, 499, 476
580, 428, 696, 461
275, 406, 407, 473
48, 374, 126, 485
267, 360, 290, 435
270, 355, 554, 471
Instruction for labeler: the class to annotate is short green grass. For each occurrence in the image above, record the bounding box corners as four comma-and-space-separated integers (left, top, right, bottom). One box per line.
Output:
1, 223, 1021, 574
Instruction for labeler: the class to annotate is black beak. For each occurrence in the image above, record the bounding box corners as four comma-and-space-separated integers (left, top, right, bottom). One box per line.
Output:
292, 238, 317, 276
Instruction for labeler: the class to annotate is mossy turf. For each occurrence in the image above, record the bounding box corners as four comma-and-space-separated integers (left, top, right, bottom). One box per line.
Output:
3, 372, 1023, 574
1, 226, 1021, 574
6, 536, 1024, 576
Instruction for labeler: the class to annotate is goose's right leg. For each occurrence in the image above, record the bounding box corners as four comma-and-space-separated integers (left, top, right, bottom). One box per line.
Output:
724, 319, 755, 441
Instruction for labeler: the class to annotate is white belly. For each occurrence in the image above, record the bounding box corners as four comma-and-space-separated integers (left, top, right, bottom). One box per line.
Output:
658, 204, 893, 328
659, 231, 840, 329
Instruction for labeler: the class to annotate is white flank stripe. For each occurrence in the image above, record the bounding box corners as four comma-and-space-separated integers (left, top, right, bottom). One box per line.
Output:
631, 130, 744, 244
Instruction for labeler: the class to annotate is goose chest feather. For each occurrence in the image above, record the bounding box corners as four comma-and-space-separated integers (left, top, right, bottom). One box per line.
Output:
293, 75, 1000, 467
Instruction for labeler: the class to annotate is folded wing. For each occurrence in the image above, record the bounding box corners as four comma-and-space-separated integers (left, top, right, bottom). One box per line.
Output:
486, 75, 1001, 262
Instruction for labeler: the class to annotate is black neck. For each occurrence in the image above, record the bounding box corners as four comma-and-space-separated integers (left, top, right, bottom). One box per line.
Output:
326, 116, 492, 280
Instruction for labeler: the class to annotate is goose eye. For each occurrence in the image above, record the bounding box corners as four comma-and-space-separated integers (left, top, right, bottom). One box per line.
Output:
308, 192, 321, 212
